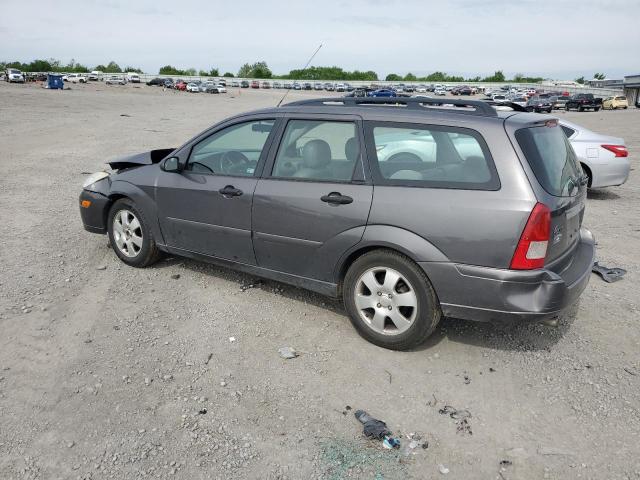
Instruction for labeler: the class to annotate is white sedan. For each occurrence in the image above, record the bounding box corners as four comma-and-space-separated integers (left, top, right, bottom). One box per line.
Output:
186, 82, 200, 92
560, 120, 630, 188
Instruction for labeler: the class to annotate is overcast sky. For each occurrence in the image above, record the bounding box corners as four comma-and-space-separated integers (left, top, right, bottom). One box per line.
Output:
1, 0, 637, 79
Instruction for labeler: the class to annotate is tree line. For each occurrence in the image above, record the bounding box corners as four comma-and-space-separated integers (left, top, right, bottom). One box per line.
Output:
1, 58, 143, 74
0, 58, 607, 84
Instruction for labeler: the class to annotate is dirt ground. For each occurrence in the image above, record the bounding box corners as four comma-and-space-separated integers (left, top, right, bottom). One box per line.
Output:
0, 81, 638, 480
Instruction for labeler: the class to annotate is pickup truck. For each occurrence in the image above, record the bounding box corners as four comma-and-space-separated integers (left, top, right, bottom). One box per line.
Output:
565, 93, 602, 112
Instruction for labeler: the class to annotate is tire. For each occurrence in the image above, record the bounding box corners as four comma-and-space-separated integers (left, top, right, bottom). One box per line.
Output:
107, 198, 161, 268
565, 105, 570, 111
594, 107, 600, 112
342, 249, 441, 350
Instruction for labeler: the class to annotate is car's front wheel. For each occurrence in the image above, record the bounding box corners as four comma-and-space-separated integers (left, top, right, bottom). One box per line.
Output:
107, 199, 161, 267
343, 249, 441, 350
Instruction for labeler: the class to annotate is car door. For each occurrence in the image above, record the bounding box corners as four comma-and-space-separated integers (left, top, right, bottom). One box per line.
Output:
155, 117, 278, 264
252, 115, 373, 283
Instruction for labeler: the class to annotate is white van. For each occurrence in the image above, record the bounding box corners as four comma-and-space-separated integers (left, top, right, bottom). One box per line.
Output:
126, 73, 141, 83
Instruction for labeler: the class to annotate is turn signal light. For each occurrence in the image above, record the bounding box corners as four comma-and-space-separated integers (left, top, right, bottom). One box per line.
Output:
81, 200, 92, 208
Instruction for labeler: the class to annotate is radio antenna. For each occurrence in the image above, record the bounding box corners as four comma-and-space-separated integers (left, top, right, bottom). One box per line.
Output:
277, 43, 323, 107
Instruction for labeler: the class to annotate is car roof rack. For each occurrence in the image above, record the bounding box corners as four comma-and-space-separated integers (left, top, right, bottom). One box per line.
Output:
484, 100, 528, 112
284, 96, 498, 117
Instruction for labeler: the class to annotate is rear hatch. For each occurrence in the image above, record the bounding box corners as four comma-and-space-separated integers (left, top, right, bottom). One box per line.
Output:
512, 118, 587, 266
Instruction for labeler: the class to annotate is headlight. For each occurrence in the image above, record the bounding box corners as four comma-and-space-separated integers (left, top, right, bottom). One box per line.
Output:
83, 171, 110, 189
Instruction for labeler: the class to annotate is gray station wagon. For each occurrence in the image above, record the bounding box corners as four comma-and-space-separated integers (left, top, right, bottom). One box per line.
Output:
79, 97, 595, 350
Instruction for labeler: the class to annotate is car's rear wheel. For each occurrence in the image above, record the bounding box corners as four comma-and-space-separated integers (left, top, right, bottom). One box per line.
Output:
343, 250, 441, 350
107, 199, 161, 268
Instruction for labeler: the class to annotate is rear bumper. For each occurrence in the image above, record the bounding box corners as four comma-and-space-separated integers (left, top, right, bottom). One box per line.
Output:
589, 158, 631, 188
420, 228, 595, 323
79, 190, 109, 234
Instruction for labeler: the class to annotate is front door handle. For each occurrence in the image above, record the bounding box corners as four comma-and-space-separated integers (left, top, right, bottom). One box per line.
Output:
321, 192, 353, 205
219, 185, 243, 197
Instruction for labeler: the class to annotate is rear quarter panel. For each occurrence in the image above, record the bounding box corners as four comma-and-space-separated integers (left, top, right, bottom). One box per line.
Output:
366, 116, 536, 268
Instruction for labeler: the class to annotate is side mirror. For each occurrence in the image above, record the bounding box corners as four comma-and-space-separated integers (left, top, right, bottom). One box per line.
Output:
162, 157, 181, 172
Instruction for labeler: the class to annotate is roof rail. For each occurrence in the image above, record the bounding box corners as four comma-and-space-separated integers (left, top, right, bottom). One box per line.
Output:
284, 96, 498, 117
484, 100, 528, 112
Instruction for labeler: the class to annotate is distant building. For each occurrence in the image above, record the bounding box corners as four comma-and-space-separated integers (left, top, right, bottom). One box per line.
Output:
623, 74, 640, 106
586, 78, 624, 89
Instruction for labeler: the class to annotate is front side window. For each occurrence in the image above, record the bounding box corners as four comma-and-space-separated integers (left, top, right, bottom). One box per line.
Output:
272, 120, 359, 181
187, 119, 275, 176
367, 122, 498, 189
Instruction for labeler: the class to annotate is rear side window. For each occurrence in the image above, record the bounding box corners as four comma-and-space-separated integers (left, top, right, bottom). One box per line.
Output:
365, 122, 499, 190
515, 125, 582, 197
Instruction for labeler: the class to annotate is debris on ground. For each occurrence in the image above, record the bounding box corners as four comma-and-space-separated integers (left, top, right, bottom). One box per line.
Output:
204, 353, 213, 365
228, 337, 236, 343
354, 410, 400, 449
95, 265, 106, 271
439, 405, 472, 435
438, 464, 450, 474
278, 346, 298, 359
320, 439, 407, 480
592, 262, 626, 283
240, 279, 263, 291
401, 433, 428, 455
170, 273, 180, 280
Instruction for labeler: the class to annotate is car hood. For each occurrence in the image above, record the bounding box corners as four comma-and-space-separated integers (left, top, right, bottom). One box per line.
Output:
107, 148, 176, 170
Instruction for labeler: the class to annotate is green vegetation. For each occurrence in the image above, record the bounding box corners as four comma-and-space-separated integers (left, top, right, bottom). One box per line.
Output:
238, 61, 272, 79
575, 76, 585, 84
159, 65, 199, 76
593, 72, 606, 80
281, 66, 377, 81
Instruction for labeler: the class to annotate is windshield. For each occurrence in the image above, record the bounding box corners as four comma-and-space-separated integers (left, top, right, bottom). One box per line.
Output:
515, 124, 582, 197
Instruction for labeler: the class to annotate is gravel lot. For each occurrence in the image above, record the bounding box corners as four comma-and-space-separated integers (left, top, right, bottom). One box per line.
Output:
0, 81, 638, 480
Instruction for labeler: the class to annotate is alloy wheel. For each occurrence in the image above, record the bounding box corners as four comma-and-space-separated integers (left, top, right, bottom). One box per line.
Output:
354, 267, 418, 335
112, 209, 143, 258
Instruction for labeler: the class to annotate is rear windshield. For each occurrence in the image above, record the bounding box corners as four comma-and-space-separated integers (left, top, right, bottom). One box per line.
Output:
515, 125, 582, 197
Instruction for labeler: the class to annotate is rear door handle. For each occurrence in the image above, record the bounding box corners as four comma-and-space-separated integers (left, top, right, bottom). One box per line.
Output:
321, 192, 353, 205
219, 185, 243, 197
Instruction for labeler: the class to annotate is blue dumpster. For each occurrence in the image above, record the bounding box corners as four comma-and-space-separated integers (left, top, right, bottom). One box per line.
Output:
47, 74, 64, 90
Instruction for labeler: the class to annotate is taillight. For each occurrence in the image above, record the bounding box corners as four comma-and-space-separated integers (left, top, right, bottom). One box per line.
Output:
601, 144, 628, 157
510, 203, 551, 270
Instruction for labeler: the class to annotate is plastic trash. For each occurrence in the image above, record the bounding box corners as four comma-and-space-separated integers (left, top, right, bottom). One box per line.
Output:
592, 262, 626, 283
354, 409, 400, 449
278, 346, 298, 359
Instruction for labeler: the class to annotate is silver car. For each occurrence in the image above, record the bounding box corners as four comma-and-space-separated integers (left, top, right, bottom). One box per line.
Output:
560, 120, 630, 188
79, 97, 594, 350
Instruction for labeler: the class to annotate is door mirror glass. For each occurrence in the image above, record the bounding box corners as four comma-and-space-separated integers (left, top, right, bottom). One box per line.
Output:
162, 157, 181, 172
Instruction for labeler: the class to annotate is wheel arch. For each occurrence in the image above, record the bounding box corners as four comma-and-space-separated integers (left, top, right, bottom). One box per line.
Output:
335, 225, 449, 294
108, 180, 166, 246
580, 162, 593, 187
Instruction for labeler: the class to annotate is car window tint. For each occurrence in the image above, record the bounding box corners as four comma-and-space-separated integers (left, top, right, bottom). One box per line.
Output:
272, 120, 358, 181
370, 124, 495, 188
515, 125, 581, 197
187, 120, 275, 176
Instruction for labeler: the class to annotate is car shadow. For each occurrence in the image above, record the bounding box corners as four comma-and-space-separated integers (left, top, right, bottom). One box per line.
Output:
150, 255, 576, 353
413, 302, 577, 352
587, 189, 620, 200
